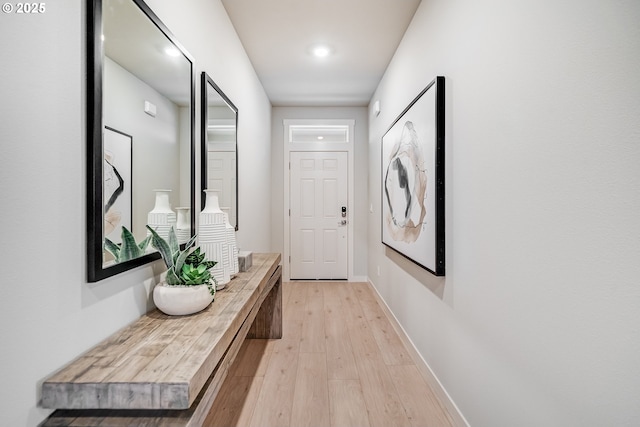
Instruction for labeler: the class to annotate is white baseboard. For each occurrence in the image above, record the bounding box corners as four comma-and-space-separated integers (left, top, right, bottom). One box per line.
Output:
366, 279, 469, 427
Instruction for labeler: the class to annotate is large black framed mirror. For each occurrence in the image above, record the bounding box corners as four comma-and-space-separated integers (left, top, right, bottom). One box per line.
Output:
88, 0, 195, 282
201, 72, 238, 230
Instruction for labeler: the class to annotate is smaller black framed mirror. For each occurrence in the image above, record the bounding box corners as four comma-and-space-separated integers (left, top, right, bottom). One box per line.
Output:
201, 72, 238, 230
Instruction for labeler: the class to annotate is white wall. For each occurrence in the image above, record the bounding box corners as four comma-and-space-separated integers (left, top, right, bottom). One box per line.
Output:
0, 1, 271, 425
271, 107, 368, 277
104, 57, 183, 241
368, 0, 640, 426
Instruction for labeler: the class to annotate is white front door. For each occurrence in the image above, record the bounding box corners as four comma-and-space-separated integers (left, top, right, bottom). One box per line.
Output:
290, 151, 348, 279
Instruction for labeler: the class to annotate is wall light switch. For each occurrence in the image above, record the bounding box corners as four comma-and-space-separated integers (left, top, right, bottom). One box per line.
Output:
144, 101, 157, 117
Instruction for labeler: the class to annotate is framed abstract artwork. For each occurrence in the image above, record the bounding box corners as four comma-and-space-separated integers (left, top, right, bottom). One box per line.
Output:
103, 126, 133, 246
381, 76, 445, 276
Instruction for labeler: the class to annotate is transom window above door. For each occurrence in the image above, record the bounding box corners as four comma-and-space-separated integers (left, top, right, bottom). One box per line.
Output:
289, 125, 350, 143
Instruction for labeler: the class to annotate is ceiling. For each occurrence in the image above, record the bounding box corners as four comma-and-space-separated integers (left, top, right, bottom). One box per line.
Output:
221, 0, 422, 107
104, 0, 192, 106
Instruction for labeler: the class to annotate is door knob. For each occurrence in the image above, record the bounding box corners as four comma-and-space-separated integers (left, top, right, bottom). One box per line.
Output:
338, 219, 347, 226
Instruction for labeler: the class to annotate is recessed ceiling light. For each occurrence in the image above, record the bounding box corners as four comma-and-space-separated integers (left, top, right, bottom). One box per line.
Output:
165, 47, 180, 57
317, 136, 324, 140
313, 47, 330, 57
310, 44, 332, 58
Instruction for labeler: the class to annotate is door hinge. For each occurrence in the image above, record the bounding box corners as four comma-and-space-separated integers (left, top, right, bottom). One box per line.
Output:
289, 209, 291, 216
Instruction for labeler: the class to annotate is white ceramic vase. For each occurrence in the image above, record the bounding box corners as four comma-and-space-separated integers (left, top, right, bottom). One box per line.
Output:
224, 212, 239, 276
147, 189, 176, 241
175, 206, 191, 244
199, 190, 230, 290
153, 282, 214, 316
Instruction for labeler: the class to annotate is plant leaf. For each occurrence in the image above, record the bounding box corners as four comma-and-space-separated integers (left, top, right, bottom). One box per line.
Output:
138, 234, 152, 252
184, 234, 197, 252
146, 225, 173, 269
104, 238, 121, 261
165, 267, 182, 285
201, 260, 217, 270
207, 280, 216, 296
185, 247, 203, 265
119, 226, 141, 261
195, 248, 205, 264
179, 263, 211, 285
175, 234, 198, 266
174, 246, 191, 274
168, 227, 179, 253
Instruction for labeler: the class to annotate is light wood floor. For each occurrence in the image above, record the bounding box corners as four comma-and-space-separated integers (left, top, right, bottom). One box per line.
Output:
203, 281, 456, 427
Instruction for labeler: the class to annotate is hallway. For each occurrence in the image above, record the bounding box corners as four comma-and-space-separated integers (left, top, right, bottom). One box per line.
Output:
205, 281, 459, 427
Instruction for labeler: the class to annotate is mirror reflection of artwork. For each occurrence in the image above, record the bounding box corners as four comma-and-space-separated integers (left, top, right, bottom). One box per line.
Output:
381, 76, 445, 276
103, 127, 132, 246
104, 155, 123, 237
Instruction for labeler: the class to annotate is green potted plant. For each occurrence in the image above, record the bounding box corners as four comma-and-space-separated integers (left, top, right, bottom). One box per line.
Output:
146, 225, 218, 316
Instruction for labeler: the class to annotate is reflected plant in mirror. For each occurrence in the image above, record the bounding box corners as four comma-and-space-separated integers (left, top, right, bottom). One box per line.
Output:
201, 72, 238, 230
104, 226, 151, 263
88, 0, 195, 282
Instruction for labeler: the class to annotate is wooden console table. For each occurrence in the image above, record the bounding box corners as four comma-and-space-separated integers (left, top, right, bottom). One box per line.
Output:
40, 253, 281, 427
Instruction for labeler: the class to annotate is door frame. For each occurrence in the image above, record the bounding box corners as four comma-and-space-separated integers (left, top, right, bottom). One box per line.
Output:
283, 119, 355, 281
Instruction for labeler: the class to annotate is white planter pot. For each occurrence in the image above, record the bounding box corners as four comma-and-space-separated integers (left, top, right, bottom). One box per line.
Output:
153, 282, 214, 316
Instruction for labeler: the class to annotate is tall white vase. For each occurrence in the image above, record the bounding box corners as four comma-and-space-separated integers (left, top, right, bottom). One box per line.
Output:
175, 207, 191, 244
147, 189, 176, 241
199, 190, 230, 289
224, 212, 239, 276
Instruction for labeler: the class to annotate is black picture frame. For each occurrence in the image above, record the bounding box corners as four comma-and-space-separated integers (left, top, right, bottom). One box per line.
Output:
381, 76, 445, 276
200, 72, 239, 230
